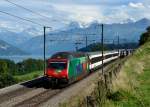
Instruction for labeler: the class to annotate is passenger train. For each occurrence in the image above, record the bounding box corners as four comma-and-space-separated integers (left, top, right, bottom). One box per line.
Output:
45, 51, 122, 85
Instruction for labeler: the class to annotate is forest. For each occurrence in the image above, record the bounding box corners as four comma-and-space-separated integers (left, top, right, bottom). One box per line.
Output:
0, 59, 44, 88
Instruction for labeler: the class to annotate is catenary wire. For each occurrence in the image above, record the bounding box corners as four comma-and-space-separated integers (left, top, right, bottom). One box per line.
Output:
3, 0, 68, 23
0, 10, 45, 27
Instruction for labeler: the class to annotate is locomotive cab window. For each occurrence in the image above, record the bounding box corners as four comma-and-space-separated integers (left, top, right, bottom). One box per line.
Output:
48, 62, 67, 70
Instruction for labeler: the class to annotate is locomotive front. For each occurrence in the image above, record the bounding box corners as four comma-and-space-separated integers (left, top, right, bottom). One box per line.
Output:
45, 52, 70, 84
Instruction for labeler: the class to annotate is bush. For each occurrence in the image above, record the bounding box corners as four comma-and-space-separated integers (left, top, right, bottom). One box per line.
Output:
107, 91, 125, 101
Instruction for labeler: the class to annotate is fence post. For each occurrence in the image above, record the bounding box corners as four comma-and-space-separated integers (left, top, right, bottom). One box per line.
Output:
86, 96, 89, 107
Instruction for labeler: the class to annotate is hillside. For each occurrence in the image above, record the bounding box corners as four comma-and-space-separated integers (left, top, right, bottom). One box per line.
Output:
105, 41, 150, 106
20, 18, 150, 55
0, 39, 28, 56
0, 28, 33, 46
79, 42, 138, 52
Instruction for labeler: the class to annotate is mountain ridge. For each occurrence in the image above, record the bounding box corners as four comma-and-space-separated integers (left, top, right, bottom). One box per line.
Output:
0, 39, 28, 56
0, 18, 150, 55
19, 18, 150, 55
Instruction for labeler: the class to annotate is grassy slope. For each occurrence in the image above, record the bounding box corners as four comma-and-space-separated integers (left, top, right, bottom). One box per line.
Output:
105, 42, 150, 107
14, 71, 43, 82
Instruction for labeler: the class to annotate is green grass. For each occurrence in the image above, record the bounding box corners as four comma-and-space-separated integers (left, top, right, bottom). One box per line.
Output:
105, 42, 150, 107
14, 70, 43, 82
137, 68, 150, 106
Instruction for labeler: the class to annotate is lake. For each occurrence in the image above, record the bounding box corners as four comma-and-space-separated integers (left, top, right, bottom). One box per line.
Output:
0, 55, 51, 63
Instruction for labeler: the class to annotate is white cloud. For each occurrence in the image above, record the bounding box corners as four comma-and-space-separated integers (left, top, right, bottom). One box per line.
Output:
52, 4, 103, 24
129, 2, 145, 8
0, 21, 24, 32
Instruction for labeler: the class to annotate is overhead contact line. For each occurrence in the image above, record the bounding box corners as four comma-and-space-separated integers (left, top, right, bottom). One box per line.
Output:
4, 0, 53, 24
0, 10, 47, 27
3, 0, 69, 23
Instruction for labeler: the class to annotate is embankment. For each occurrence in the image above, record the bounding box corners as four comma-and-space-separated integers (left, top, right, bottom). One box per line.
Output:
60, 42, 150, 107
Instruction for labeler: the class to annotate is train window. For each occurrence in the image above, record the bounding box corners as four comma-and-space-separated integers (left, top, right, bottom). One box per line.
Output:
105, 54, 112, 59
113, 53, 119, 56
105, 53, 118, 59
90, 53, 119, 64
48, 62, 67, 70
91, 56, 102, 64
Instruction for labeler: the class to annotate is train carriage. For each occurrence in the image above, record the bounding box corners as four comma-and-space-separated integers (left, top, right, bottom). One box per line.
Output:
87, 51, 119, 70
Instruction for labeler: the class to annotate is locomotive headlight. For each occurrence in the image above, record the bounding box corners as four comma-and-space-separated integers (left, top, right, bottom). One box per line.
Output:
62, 76, 66, 78
47, 75, 52, 77
56, 69, 61, 73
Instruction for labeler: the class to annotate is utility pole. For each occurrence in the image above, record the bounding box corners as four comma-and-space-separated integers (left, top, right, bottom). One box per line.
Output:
101, 24, 104, 75
75, 46, 78, 51
118, 36, 120, 54
44, 26, 46, 75
75, 42, 82, 51
113, 39, 115, 51
75, 42, 78, 51
43, 26, 51, 75
86, 35, 88, 48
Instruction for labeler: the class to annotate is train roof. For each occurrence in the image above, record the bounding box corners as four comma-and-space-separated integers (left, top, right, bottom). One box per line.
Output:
86, 51, 118, 59
86, 51, 118, 55
49, 51, 119, 60
51, 51, 87, 59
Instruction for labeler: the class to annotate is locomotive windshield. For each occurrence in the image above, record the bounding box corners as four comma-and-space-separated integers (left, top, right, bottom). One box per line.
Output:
48, 62, 67, 70
51, 53, 71, 59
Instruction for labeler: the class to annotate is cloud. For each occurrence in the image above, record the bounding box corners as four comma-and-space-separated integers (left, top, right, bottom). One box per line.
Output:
129, 2, 145, 8
0, 0, 150, 35
50, 0, 138, 6
52, 4, 104, 24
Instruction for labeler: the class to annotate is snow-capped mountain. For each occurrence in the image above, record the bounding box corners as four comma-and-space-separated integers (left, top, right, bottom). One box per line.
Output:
0, 27, 41, 46
121, 18, 136, 24
0, 18, 150, 55
0, 39, 28, 55
67, 22, 81, 29
19, 18, 150, 55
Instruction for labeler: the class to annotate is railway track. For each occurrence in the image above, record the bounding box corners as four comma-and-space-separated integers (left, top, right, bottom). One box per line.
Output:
0, 75, 68, 107
0, 78, 70, 107
13, 89, 60, 107
0, 58, 124, 107
0, 77, 50, 107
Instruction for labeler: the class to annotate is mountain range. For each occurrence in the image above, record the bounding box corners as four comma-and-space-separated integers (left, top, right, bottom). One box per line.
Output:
0, 18, 150, 55
0, 27, 40, 46
0, 39, 28, 56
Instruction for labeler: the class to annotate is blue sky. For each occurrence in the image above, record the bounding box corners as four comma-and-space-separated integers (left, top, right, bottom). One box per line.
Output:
0, 0, 150, 35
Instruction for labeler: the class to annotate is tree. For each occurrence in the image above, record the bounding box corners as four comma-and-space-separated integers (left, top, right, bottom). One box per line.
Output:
91, 43, 108, 52
0, 60, 8, 74
16, 59, 44, 75
0, 60, 16, 88
2, 59, 17, 75
139, 26, 150, 45
146, 26, 150, 32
